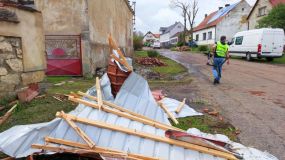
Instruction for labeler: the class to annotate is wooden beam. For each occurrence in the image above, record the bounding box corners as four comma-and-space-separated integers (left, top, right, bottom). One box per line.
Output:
175, 98, 186, 114
108, 34, 132, 72
157, 102, 179, 124
95, 77, 103, 110
56, 112, 237, 160
0, 104, 17, 125
69, 95, 182, 132
31, 144, 132, 159
60, 111, 95, 148
45, 137, 158, 160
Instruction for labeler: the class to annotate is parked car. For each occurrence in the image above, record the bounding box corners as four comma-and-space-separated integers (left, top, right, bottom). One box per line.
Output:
188, 40, 198, 48
153, 40, 161, 49
229, 28, 285, 61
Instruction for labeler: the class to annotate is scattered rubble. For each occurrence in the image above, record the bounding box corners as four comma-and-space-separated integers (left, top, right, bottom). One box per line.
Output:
137, 57, 166, 66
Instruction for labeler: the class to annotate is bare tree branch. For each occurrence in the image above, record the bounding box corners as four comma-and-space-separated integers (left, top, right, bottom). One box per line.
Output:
186, 0, 199, 41
170, 0, 190, 45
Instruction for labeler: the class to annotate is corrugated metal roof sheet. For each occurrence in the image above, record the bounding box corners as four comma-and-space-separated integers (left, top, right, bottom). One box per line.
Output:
0, 73, 278, 160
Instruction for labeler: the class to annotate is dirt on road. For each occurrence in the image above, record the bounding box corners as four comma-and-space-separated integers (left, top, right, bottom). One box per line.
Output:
159, 50, 285, 160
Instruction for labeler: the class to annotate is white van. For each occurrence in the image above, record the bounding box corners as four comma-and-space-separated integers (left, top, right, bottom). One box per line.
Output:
229, 28, 285, 61
153, 40, 161, 49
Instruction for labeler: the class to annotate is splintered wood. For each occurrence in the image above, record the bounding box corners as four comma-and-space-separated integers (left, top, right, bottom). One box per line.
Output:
108, 34, 132, 72
0, 104, 17, 125
55, 112, 237, 160
69, 94, 183, 132
175, 98, 186, 114
157, 102, 179, 124
95, 77, 103, 110
58, 111, 95, 148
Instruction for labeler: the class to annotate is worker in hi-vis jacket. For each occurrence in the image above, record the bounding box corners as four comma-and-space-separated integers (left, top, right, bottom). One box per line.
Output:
211, 36, 229, 85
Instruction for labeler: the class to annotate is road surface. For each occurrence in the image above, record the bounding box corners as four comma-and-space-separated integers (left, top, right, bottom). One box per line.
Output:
159, 49, 285, 159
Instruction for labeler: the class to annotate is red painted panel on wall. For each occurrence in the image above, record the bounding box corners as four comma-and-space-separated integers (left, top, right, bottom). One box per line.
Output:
45, 35, 82, 76
46, 59, 82, 76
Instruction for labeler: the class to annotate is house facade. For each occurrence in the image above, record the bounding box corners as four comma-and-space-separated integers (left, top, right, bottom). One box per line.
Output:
0, 1, 46, 98
159, 22, 184, 48
34, 0, 134, 76
193, 0, 251, 45
247, 0, 285, 30
143, 31, 160, 44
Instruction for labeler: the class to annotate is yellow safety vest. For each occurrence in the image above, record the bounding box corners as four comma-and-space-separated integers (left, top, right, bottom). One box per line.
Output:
216, 41, 229, 57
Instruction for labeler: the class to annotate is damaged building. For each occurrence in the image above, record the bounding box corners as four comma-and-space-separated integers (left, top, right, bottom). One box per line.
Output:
34, 0, 134, 76
0, 1, 46, 98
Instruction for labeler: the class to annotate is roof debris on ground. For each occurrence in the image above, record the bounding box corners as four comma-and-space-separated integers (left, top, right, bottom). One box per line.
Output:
0, 36, 279, 160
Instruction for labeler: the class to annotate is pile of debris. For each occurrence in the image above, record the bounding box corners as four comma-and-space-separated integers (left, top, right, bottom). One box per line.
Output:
0, 35, 279, 160
136, 57, 166, 66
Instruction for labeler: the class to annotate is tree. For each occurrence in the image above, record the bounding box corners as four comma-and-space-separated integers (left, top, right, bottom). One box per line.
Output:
186, 0, 199, 41
170, 0, 189, 45
133, 31, 144, 51
257, 4, 285, 31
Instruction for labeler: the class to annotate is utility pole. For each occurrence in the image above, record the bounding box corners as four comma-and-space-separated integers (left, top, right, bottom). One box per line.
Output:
132, 1, 136, 31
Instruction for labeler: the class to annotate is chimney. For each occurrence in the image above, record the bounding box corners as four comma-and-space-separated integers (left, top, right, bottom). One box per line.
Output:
205, 14, 208, 18
225, 4, 230, 7
219, 7, 223, 10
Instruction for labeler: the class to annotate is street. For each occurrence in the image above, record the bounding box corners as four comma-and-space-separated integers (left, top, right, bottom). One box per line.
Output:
159, 49, 285, 159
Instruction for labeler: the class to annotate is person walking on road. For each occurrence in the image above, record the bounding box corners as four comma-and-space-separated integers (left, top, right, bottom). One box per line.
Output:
212, 36, 229, 85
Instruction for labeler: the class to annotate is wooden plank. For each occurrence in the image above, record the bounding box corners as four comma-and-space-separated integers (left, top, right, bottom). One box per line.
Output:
69, 95, 182, 132
45, 137, 159, 160
31, 144, 131, 159
60, 111, 95, 148
95, 77, 103, 110
110, 54, 132, 72
175, 98, 186, 114
157, 102, 179, 124
56, 112, 237, 160
0, 104, 17, 125
77, 91, 183, 132
108, 34, 132, 71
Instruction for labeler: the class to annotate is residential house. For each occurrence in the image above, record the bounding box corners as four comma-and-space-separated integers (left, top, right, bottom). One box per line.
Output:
143, 31, 160, 45
159, 22, 184, 48
34, 0, 134, 76
247, 0, 285, 30
193, 0, 251, 45
0, 1, 46, 98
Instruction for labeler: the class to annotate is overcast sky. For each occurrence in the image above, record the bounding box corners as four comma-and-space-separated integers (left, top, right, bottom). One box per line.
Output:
134, 0, 256, 34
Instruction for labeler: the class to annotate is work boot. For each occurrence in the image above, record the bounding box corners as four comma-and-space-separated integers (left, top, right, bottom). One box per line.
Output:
213, 79, 219, 85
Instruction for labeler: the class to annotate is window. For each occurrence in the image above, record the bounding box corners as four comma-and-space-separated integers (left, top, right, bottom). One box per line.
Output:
177, 25, 181, 28
196, 34, 199, 41
258, 6, 266, 17
208, 31, 212, 40
203, 33, 206, 40
235, 36, 243, 45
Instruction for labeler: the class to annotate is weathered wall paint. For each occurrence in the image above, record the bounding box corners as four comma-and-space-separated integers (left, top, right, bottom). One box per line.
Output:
34, 0, 133, 76
247, 0, 272, 30
216, 0, 251, 42
0, 6, 46, 72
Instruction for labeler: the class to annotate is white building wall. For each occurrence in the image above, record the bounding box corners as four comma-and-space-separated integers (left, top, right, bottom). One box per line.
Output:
193, 27, 216, 45
216, 1, 251, 42
169, 22, 184, 37
160, 32, 170, 43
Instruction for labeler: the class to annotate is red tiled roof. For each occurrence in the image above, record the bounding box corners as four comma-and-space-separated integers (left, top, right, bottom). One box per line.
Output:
270, 0, 285, 6
153, 34, 160, 38
193, 11, 223, 32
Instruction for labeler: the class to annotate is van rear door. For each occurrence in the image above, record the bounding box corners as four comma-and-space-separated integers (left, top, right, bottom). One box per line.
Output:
262, 29, 284, 56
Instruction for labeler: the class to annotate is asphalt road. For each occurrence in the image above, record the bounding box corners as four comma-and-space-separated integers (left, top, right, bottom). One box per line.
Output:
159, 49, 285, 160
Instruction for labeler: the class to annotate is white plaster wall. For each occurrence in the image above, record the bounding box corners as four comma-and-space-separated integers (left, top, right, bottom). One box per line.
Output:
160, 32, 170, 43
169, 22, 184, 37
193, 27, 216, 45
216, 1, 251, 41
248, 0, 272, 30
